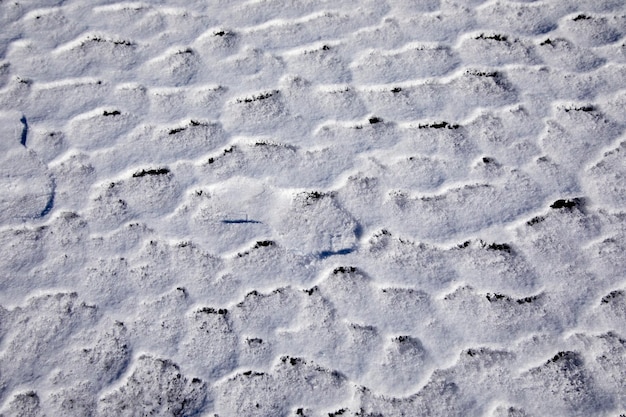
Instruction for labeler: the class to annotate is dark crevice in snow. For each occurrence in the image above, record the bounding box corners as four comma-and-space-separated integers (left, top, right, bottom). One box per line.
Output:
221, 219, 262, 224
475, 33, 508, 42
319, 247, 355, 258
20, 115, 28, 146
132, 168, 170, 178
550, 197, 585, 210
40, 178, 56, 218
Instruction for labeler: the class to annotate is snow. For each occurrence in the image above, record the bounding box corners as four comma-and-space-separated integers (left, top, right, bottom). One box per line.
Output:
1, 0, 625, 416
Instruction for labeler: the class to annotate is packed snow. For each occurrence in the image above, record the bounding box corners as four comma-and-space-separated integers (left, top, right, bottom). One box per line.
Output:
0, 0, 625, 416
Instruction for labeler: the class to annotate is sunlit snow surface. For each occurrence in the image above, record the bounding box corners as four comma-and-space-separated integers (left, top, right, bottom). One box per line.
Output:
1, 0, 626, 416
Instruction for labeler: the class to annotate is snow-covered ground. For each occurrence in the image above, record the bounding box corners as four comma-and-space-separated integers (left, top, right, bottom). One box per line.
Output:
1, 0, 625, 416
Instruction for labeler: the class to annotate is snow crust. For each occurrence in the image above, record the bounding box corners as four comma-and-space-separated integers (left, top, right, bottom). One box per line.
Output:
1, 0, 625, 416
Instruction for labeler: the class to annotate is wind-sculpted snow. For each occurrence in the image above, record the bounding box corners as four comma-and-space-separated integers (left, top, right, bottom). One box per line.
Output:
1, 0, 625, 416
